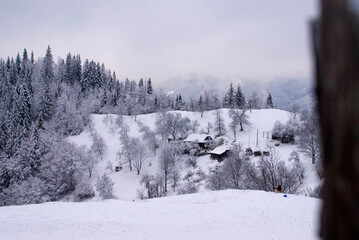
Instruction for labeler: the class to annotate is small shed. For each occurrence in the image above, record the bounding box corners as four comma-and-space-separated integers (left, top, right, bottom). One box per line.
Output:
184, 134, 213, 148
209, 145, 230, 162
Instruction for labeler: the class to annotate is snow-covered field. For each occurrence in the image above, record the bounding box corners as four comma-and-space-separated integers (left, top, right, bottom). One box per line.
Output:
0, 109, 322, 240
67, 109, 321, 200
0, 190, 321, 240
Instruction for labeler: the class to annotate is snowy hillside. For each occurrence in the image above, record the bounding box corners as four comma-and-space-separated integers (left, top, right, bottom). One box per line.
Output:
0, 190, 321, 240
67, 109, 321, 201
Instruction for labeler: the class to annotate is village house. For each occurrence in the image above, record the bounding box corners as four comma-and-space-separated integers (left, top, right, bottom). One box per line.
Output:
184, 133, 213, 148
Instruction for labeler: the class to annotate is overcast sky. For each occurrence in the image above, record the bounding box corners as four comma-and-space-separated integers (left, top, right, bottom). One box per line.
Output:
0, 0, 317, 91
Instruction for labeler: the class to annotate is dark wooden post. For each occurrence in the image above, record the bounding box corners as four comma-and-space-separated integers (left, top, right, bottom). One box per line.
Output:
314, 0, 359, 239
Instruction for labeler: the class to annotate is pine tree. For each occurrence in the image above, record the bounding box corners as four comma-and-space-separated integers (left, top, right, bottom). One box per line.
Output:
266, 93, 274, 108
15, 53, 21, 75
37, 46, 55, 120
198, 95, 205, 117
30, 51, 34, 64
41, 46, 54, 83
65, 53, 73, 85
101, 88, 108, 107
17, 83, 32, 139
80, 59, 90, 92
22, 49, 29, 62
223, 82, 235, 108
9, 59, 18, 86
147, 78, 153, 95
235, 84, 245, 108
6, 83, 32, 156
55, 59, 66, 98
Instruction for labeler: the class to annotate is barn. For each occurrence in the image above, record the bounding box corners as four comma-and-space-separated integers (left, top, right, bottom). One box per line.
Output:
209, 145, 230, 162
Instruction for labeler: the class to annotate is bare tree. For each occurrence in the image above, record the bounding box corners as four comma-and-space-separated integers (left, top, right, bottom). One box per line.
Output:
91, 132, 106, 160
222, 144, 246, 189
102, 114, 113, 127
289, 103, 301, 120
137, 121, 159, 155
159, 144, 177, 193
166, 112, 190, 140
118, 124, 134, 171
228, 108, 250, 140
214, 109, 226, 136
299, 111, 321, 164
131, 138, 148, 175
258, 150, 302, 194
206, 122, 213, 134
138, 174, 165, 199
208, 166, 227, 190
155, 111, 168, 141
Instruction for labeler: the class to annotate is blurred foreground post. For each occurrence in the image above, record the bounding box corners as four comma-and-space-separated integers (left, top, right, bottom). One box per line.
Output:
314, 0, 359, 239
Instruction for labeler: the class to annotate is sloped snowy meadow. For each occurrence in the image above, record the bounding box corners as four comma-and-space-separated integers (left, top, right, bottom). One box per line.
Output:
0, 190, 321, 240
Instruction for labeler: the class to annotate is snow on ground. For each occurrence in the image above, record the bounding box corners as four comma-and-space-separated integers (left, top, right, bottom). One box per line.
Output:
67, 109, 320, 201
0, 190, 321, 240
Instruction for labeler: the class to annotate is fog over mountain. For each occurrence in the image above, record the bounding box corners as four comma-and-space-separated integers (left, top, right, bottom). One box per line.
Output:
163, 77, 313, 111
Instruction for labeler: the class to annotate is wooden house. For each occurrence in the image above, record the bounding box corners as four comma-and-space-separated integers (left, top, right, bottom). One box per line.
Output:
209, 145, 230, 162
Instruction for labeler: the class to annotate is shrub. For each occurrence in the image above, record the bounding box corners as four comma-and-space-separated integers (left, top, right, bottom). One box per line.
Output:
95, 173, 114, 199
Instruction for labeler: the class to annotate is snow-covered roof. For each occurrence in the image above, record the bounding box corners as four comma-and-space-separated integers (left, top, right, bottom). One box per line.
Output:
209, 145, 230, 155
184, 133, 212, 143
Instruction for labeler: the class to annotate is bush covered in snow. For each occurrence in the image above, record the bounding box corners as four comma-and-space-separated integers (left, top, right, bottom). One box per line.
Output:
96, 174, 114, 199
74, 181, 94, 201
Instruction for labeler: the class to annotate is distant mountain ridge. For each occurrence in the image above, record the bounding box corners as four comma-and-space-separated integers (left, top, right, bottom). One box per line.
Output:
164, 77, 314, 111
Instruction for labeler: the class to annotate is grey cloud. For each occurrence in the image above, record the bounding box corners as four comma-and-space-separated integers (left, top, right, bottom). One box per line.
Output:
0, 0, 318, 89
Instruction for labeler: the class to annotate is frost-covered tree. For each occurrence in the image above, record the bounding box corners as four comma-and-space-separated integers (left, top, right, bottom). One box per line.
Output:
228, 108, 250, 139
37, 46, 55, 120
147, 78, 153, 95
235, 85, 245, 108
159, 144, 177, 193
197, 95, 205, 118
40, 141, 88, 200
223, 82, 235, 108
1, 176, 47, 206
96, 173, 114, 199
138, 174, 165, 199
257, 150, 303, 194
208, 166, 227, 190
247, 91, 260, 112
91, 132, 106, 160
288, 151, 305, 184
271, 121, 284, 141
166, 112, 190, 140
214, 109, 226, 136
206, 122, 213, 134
138, 121, 159, 155
118, 124, 135, 170
74, 180, 94, 201
131, 137, 148, 175
54, 90, 85, 135
222, 144, 247, 189
299, 111, 322, 164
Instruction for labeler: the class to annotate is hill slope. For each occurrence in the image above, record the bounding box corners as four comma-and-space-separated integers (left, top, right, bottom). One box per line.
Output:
67, 109, 320, 201
0, 190, 321, 240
